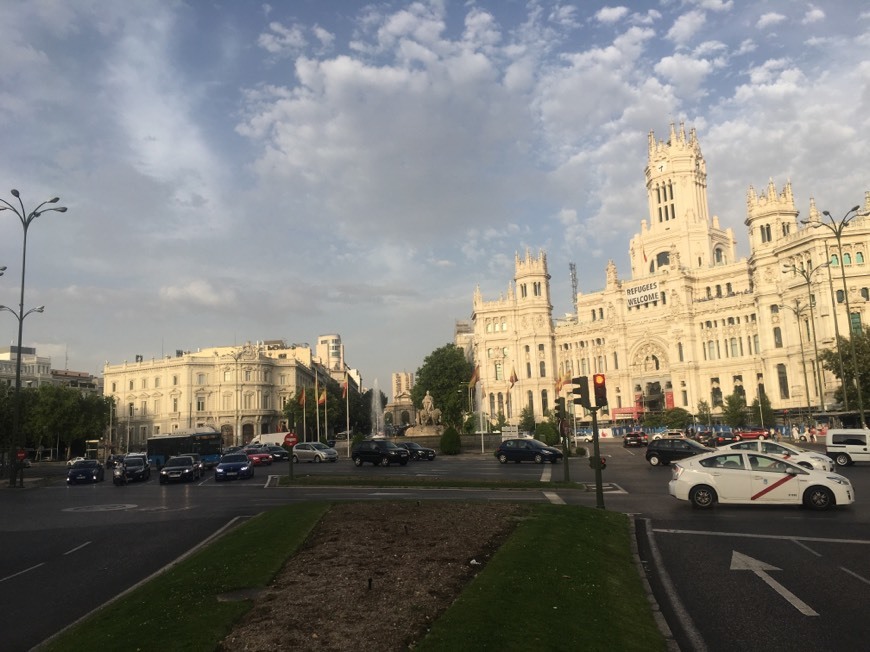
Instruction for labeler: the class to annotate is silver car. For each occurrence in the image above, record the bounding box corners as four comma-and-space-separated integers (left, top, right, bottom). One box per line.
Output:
292, 442, 339, 463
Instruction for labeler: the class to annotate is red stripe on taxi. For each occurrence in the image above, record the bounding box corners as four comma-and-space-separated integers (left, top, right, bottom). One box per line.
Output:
751, 473, 795, 500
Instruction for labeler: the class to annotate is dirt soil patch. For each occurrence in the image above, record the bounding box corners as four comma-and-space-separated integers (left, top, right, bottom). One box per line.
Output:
219, 501, 525, 651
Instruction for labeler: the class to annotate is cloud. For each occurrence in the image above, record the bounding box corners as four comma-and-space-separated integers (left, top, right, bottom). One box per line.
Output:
667, 9, 706, 46
802, 7, 825, 25
756, 13, 786, 30
595, 6, 629, 24
258, 21, 307, 55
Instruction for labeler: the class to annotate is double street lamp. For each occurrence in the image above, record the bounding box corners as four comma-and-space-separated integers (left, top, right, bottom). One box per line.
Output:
0, 190, 67, 487
803, 205, 868, 427
781, 299, 812, 422
782, 262, 829, 411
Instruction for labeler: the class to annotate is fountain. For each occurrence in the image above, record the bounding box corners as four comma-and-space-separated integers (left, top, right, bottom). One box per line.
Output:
370, 378, 385, 438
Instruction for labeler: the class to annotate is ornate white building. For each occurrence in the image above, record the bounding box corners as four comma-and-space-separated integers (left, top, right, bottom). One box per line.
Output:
470, 123, 870, 426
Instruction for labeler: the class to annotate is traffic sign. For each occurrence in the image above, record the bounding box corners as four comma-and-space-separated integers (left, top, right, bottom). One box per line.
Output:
283, 433, 298, 446
16, 449, 26, 461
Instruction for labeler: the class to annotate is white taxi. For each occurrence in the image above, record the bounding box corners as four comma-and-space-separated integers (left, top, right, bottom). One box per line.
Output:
718, 440, 834, 471
669, 450, 854, 511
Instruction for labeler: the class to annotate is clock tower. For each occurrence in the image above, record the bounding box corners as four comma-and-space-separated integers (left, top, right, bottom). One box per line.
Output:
630, 122, 735, 279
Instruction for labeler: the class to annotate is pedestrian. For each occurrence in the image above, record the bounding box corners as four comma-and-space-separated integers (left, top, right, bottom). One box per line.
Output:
809, 426, 817, 443
791, 425, 799, 441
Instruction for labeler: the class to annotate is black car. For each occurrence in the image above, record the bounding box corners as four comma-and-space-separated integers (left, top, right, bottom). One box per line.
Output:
351, 440, 410, 466
623, 431, 648, 447
265, 445, 290, 462
495, 438, 563, 464
67, 459, 105, 484
398, 441, 436, 461
696, 431, 738, 447
645, 438, 712, 466
159, 456, 198, 484
113, 455, 151, 484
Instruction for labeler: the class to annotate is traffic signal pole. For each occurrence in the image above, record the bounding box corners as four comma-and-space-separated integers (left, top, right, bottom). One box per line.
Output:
590, 407, 605, 510
572, 375, 606, 509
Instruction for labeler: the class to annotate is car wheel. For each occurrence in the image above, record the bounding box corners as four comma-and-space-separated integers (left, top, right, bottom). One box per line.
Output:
315, 456, 322, 463
648, 454, 661, 466
292, 455, 299, 463
353, 456, 363, 467
758, 435, 766, 440
497, 453, 509, 464
380, 456, 391, 467
534, 453, 544, 464
733, 435, 741, 441
690, 485, 716, 509
835, 453, 851, 467
804, 486, 835, 510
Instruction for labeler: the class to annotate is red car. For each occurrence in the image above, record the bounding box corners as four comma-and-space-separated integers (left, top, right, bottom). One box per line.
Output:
244, 449, 273, 466
732, 427, 768, 441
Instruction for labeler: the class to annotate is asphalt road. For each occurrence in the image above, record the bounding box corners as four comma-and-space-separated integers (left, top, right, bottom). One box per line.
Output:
2, 441, 868, 651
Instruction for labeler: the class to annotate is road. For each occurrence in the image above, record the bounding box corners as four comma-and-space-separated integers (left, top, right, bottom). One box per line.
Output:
2, 441, 868, 651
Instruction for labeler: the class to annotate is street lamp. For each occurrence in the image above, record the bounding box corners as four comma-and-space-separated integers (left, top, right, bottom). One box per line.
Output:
803, 205, 867, 427
781, 300, 812, 424
782, 262, 829, 411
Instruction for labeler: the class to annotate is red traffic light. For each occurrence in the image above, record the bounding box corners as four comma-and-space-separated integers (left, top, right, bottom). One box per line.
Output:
592, 374, 608, 406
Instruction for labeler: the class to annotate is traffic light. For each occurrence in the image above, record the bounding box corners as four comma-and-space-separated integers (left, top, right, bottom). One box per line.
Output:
555, 397, 566, 421
593, 373, 608, 406
572, 376, 590, 409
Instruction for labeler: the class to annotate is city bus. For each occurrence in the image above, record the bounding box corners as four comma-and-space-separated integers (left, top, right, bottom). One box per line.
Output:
146, 427, 223, 468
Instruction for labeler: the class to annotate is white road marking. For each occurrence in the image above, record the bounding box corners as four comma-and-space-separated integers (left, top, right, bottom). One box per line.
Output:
791, 538, 821, 557
543, 491, 565, 505
840, 566, 870, 585
64, 542, 91, 555
540, 465, 552, 482
0, 563, 44, 583
730, 551, 818, 616
653, 528, 870, 545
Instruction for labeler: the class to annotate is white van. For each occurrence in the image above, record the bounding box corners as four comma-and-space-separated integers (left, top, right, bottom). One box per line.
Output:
248, 432, 294, 447
826, 428, 870, 466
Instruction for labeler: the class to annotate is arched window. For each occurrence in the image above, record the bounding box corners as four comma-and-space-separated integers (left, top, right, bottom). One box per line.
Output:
831, 254, 840, 266
714, 248, 724, 264
777, 364, 790, 399
844, 253, 852, 266
770, 305, 779, 315
541, 390, 549, 416
857, 252, 865, 264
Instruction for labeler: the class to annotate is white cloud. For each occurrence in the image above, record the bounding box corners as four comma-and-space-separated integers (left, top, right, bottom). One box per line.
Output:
667, 9, 706, 46
802, 7, 825, 25
756, 13, 786, 30
258, 21, 307, 55
655, 53, 714, 99
595, 6, 629, 24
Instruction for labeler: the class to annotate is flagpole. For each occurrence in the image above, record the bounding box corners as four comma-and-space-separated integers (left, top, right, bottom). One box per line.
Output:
323, 386, 328, 442
314, 375, 320, 444
302, 390, 307, 446
345, 372, 350, 458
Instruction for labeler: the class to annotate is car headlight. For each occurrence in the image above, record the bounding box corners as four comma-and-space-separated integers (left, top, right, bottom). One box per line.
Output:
826, 475, 850, 486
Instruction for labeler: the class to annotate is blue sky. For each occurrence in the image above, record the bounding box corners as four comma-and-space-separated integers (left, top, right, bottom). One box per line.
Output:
0, 0, 868, 396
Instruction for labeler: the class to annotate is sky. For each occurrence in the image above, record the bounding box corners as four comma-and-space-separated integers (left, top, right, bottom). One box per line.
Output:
1, 0, 868, 398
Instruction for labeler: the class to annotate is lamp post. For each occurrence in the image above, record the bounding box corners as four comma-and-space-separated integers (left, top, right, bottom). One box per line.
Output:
783, 263, 829, 411
804, 205, 867, 427
781, 300, 812, 424
1, 188, 66, 487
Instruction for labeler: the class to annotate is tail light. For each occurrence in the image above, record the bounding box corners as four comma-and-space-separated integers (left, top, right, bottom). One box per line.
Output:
672, 464, 684, 480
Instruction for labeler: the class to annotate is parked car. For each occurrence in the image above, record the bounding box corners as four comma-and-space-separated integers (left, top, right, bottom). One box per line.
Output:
187, 453, 205, 478
646, 438, 712, 466
826, 428, 870, 467
650, 430, 685, 441
398, 442, 436, 461
115, 455, 151, 483
669, 450, 854, 510
159, 456, 198, 484
697, 431, 738, 447
495, 438, 563, 464
351, 439, 410, 466
292, 442, 339, 463
214, 453, 255, 482
573, 433, 594, 444
66, 456, 86, 468
719, 440, 834, 471
67, 459, 105, 484
623, 431, 648, 447
244, 448, 274, 466
732, 427, 769, 441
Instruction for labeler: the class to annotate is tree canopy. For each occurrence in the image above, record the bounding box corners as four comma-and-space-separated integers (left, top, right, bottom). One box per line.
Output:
411, 344, 475, 428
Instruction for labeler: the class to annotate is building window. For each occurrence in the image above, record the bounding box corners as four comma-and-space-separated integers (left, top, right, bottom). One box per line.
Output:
141, 379, 147, 389
678, 342, 684, 362
844, 253, 852, 265
526, 362, 532, 378
730, 338, 739, 357
541, 390, 549, 416
777, 364, 790, 399
857, 252, 865, 264
111, 382, 117, 393
527, 390, 534, 411
196, 397, 205, 412
172, 375, 178, 386
245, 370, 252, 382
862, 288, 869, 301
140, 400, 147, 415
495, 362, 503, 381
520, 284, 527, 298
224, 370, 231, 382
613, 352, 619, 369
773, 327, 782, 348
172, 397, 178, 412
837, 290, 845, 303
850, 312, 863, 334
770, 305, 779, 315
155, 377, 160, 388
197, 373, 206, 385
539, 361, 546, 377
831, 254, 840, 266
129, 380, 133, 390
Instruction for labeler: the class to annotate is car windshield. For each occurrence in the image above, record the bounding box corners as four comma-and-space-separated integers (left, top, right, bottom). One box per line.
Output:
382, 441, 401, 449
167, 457, 192, 466
405, 443, 422, 449
311, 443, 329, 450
72, 460, 97, 468
221, 454, 248, 463
125, 458, 144, 467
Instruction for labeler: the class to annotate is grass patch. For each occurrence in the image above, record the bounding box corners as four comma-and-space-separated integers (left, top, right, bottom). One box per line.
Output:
417, 505, 666, 652
40, 502, 329, 652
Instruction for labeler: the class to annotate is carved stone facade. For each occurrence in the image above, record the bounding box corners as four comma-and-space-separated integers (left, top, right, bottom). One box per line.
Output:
470, 123, 870, 425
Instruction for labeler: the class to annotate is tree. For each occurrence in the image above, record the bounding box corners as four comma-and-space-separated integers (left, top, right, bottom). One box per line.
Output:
819, 331, 870, 408
722, 392, 748, 428
696, 400, 713, 428
518, 406, 536, 434
411, 344, 474, 428
662, 407, 693, 430
749, 389, 775, 428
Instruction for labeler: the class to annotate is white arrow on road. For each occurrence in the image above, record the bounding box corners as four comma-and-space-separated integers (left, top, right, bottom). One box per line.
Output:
730, 551, 818, 616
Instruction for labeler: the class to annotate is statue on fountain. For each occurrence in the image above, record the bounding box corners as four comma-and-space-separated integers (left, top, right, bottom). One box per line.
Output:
417, 390, 441, 426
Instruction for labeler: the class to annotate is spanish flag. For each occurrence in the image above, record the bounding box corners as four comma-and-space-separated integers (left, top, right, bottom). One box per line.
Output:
555, 373, 569, 394
469, 365, 479, 387
509, 368, 518, 389
318, 389, 327, 405
341, 381, 348, 399
298, 388, 306, 406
